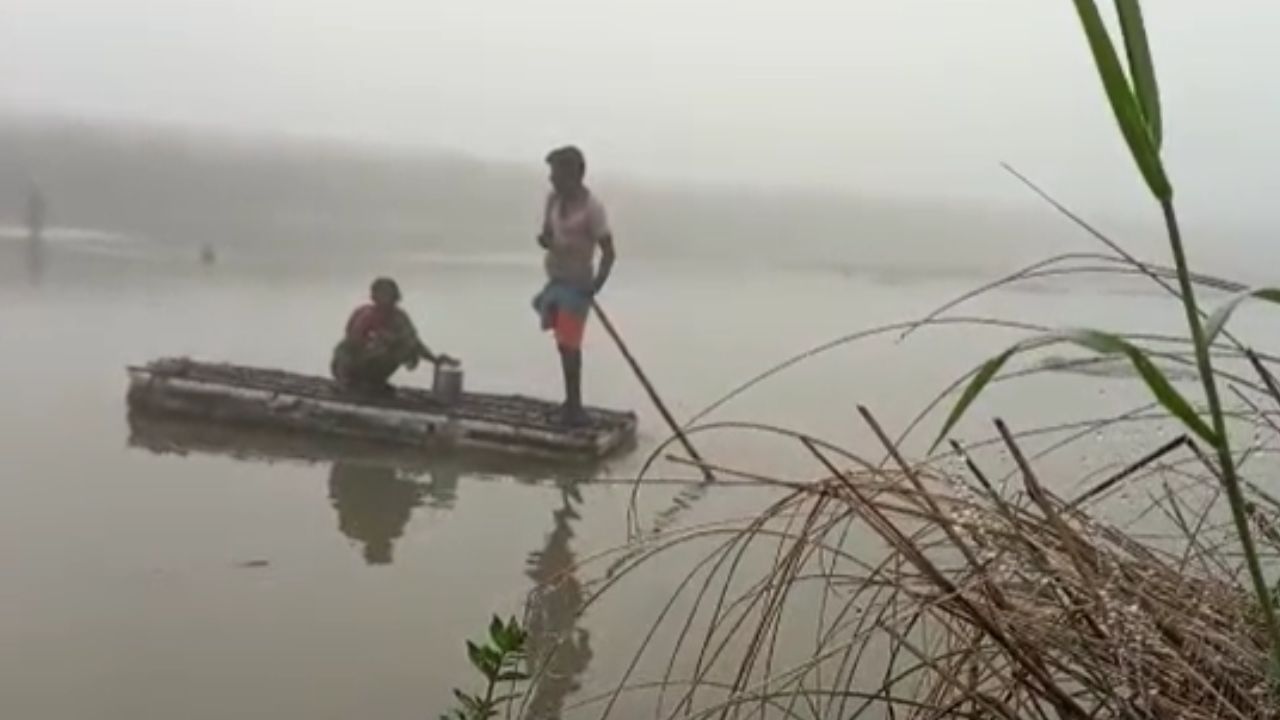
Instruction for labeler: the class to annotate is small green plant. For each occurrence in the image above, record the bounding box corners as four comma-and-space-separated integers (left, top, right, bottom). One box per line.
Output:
441, 616, 530, 720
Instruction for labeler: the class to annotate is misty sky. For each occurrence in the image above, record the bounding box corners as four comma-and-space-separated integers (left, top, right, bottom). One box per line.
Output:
4, 1, 1279, 230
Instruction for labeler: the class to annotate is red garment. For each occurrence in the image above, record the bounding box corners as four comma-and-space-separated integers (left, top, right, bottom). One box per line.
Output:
346, 304, 391, 342
551, 309, 587, 350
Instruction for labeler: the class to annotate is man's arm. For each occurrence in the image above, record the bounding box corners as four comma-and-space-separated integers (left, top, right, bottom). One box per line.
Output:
416, 340, 439, 364
589, 197, 615, 295
416, 342, 457, 366
399, 312, 457, 366
593, 235, 616, 295
537, 193, 555, 248
395, 311, 434, 364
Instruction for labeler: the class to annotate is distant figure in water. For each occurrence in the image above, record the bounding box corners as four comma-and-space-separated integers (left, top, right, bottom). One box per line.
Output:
199, 244, 217, 267
532, 146, 617, 426
25, 185, 47, 284
330, 277, 456, 394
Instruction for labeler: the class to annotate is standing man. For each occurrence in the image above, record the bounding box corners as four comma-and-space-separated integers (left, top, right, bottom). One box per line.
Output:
533, 146, 616, 426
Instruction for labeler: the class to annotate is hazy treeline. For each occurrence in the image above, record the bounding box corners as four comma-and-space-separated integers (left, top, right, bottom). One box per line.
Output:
0, 116, 1067, 274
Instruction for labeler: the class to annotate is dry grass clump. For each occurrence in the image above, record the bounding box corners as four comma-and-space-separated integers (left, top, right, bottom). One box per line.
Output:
561, 409, 1280, 720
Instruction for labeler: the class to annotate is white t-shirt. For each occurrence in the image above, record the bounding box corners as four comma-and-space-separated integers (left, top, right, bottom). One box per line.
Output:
543, 190, 610, 290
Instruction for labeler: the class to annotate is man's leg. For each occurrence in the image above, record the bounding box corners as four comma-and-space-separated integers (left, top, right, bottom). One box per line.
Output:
554, 311, 589, 425
559, 344, 582, 410
331, 341, 354, 387
365, 355, 401, 391
344, 350, 399, 395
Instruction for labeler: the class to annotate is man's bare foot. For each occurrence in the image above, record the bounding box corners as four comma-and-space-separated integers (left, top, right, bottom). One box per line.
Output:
559, 405, 590, 428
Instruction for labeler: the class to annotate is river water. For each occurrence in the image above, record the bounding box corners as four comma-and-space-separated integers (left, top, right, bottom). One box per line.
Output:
1, 240, 1269, 719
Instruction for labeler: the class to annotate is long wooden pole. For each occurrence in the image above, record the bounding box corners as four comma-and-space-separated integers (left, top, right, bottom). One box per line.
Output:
592, 300, 715, 482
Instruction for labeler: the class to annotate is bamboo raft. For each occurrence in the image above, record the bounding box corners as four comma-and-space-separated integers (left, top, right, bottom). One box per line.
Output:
126, 358, 638, 460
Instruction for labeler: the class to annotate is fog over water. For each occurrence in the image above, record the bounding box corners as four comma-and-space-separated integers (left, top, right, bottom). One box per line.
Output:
3, 2, 1279, 718
5, 1, 1280, 272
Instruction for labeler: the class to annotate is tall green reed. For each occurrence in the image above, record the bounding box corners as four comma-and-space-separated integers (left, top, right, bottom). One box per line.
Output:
935, 0, 1280, 677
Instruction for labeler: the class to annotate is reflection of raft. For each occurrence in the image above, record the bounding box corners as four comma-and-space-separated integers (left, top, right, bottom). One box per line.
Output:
126, 411, 603, 481
126, 358, 637, 460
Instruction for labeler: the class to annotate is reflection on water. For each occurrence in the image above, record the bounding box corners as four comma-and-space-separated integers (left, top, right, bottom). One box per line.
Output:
524, 481, 593, 720
326, 460, 460, 565
327, 463, 424, 565
325, 462, 595, 711
26, 235, 46, 285
25, 187, 48, 285
128, 413, 595, 711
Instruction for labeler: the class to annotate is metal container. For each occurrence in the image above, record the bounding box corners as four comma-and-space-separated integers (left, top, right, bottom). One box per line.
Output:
432, 363, 464, 405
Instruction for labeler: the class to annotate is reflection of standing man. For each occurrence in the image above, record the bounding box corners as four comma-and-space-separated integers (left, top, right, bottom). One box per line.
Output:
524, 484, 593, 719
25, 185, 46, 284
532, 146, 617, 427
